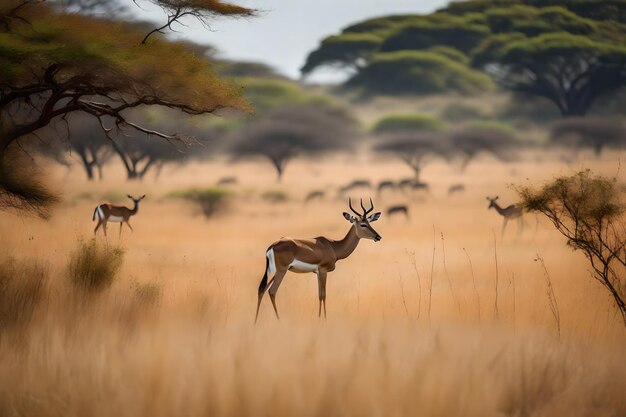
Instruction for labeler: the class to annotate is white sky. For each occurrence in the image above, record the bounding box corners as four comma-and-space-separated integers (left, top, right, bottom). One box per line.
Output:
138, 0, 450, 80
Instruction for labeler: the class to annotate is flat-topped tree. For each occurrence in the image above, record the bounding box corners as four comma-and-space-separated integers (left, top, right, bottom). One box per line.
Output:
0, 0, 251, 216
472, 31, 626, 116
230, 104, 359, 181
373, 132, 451, 182
138, 0, 255, 44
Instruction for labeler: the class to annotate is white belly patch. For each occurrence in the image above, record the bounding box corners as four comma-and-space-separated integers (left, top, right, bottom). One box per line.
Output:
289, 259, 319, 272
108, 215, 124, 222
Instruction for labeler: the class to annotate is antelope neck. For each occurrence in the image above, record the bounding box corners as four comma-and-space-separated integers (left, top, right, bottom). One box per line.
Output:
330, 224, 361, 260
130, 201, 140, 215
492, 202, 507, 216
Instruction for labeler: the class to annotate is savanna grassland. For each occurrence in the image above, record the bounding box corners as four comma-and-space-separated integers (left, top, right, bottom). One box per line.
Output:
0, 154, 625, 417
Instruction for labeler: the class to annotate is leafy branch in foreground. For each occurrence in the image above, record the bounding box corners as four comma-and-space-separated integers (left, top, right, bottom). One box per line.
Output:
517, 170, 626, 325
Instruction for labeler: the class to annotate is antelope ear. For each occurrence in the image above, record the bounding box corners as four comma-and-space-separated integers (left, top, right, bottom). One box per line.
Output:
368, 212, 381, 222
127, 194, 133, 199
140, 194, 146, 199
343, 212, 356, 223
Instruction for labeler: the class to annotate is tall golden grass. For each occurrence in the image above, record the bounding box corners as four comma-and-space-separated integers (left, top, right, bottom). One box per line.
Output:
0, 154, 624, 416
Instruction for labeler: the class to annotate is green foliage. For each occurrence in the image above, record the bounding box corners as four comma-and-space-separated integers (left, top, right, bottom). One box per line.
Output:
372, 113, 444, 134
463, 120, 516, 136
518, 170, 623, 221
68, 239, 124, 292
348, 51, 494, 95
441, 103, 486, 122
301, 33, 382, 75
427, 46, 469, 64
240, 78, 331, 113
169, 187, 230, 217
380, 19, 490, 54
0, 257, 48, 330
484, 5, 597, 36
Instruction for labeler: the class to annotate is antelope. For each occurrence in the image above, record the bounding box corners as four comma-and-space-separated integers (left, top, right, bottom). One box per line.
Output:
93, 194, 145, 237
377, 180, 396, 196
338, 179, 372, 196
386, 204, 409, 219
487, 196, 523, 236
217, 176, 238, 186
304, 190, 325, 203
399, 178, 429, 192
255, 198, 382, 322
448, 183, 465, 195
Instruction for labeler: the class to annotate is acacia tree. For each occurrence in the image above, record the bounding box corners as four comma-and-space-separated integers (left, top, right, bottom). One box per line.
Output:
448, 123, 520, 169
373, 132, 451, 181
0, 0, 251, 215
230, 104, 359, 181
518, 170, 626, 326
550, 117, 626, 155
473, 32, 626, 116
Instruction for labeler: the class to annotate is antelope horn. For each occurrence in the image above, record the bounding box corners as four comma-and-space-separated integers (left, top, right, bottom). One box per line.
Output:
348, 198, 361, 217
361, 198, 374, 215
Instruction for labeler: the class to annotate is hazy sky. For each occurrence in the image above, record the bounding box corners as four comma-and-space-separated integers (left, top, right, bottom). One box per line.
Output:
142, 0, 450, 80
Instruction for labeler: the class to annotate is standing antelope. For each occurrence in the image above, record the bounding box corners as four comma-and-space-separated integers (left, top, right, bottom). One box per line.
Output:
487, 196, 523, 236
93, 194, 145, 237
255, 198, 382, 322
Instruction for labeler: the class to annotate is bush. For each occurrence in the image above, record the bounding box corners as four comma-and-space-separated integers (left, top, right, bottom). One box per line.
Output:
261, 190, 289, 203
372, 113, 444, 134
517, 170, 626, 325
68, 239, 124, 292
0, 257, 48, 330
169, 187, 230, 218
441, 103, 485, 122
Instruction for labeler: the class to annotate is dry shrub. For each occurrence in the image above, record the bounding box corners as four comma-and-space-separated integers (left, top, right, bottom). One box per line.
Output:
67, 239, 124, 292
169, 187, 230, 218
0, 257, 48, 330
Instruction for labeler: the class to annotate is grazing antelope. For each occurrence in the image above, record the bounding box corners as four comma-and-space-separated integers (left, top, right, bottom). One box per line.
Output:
487, 196, 523, 236
255, 198, 382, 322
377, 180, 396, 196
304, 190, 325, 203
93, 194, 145, 238
216, 176, 238, 186
399, 178, 429, 192
448, 183, 465, 195
386, 204, 409, 219
338, 179, 372, 196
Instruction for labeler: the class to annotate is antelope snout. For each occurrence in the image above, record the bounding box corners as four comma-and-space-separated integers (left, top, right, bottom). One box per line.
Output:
374, 235, 382, 242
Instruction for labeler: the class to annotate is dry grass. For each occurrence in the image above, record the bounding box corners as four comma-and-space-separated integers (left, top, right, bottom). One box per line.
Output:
0, 152, 624, 416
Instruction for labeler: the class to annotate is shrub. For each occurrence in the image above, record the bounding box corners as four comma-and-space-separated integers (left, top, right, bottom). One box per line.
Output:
372, 113, 444, 134
0, 257, 48, 330
169, 187, 230, 218
68, 239, 124, 292
517, 170, 626, 325
261, 190, 289, 203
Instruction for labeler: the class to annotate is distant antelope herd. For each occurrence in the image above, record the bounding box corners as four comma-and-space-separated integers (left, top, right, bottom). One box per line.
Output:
88, 179, 526, 322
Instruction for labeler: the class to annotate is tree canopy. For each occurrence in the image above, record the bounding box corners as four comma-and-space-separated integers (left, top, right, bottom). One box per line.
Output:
0, 0, 251, 215
229, 104, 360, 180
301, 0, 626, 110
